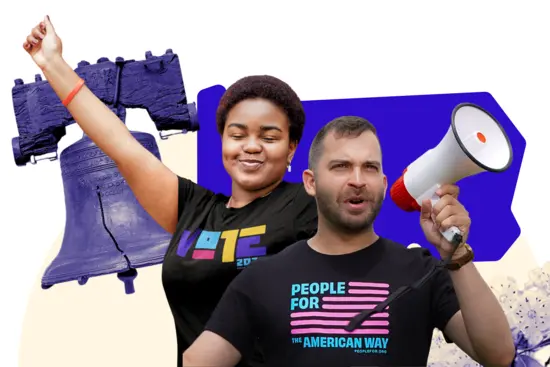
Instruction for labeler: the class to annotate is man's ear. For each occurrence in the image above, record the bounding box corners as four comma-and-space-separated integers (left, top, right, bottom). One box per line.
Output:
303, 169, 316, 197
383, 174, 388, 199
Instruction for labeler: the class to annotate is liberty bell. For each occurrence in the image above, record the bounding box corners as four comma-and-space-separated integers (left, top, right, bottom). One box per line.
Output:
42, 105, 173, 294
10, 49, 200, 294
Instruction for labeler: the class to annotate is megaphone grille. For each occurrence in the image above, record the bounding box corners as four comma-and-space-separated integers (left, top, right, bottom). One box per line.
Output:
452, 104, 513, 172
390, 170, 421, 212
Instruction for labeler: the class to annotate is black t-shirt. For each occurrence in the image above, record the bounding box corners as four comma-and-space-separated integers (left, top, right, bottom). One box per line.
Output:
161, 176, 318, 366
205, 238, 461, 367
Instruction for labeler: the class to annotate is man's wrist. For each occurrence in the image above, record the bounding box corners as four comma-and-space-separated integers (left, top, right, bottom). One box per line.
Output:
443, 243, 474, 271
451, 243, 469, 260
437, 242, 466, 259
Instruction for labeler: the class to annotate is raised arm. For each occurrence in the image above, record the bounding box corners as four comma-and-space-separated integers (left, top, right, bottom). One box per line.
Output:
24, 16, 179, 234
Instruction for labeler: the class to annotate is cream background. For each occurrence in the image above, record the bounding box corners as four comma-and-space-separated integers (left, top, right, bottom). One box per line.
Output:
2, 2, 550, 366
18, 135, 541, 366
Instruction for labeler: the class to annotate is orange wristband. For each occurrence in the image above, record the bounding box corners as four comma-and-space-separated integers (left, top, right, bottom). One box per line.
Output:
62, 78, 85, 107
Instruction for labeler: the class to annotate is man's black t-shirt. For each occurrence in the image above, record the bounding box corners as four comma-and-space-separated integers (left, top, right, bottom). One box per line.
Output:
205, 238, 461, 367
161, 176, 318, 366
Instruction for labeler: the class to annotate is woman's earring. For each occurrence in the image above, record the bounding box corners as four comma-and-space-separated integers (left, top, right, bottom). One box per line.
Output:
287, 162, 292, 172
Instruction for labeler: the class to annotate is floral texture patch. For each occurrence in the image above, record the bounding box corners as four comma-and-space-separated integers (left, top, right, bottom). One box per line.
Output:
428, 262, 550, 367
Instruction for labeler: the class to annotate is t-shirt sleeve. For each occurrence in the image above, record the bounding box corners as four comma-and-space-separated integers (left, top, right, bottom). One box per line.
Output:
424, 250, 461, 337
204, 268, 258, 359
177, 176, 216, 220
292, 184, 318, 240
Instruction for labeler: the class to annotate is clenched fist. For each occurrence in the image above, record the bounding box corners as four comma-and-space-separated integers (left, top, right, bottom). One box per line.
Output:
23, 16, 63, 69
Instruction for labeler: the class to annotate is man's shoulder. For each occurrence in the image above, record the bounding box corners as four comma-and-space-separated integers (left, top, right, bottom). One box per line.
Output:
244, 239, 307, 272
232, 240, 305, 296
380, 237, 441, 267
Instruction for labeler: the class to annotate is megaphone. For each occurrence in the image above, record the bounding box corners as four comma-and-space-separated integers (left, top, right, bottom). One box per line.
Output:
390, 102, 513, 247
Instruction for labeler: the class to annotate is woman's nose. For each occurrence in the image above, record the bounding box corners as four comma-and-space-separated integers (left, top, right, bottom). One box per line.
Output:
243, 137, 262, 153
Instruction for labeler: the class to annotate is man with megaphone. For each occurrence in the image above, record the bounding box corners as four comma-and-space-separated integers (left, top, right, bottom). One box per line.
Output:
182, 116, 516, 367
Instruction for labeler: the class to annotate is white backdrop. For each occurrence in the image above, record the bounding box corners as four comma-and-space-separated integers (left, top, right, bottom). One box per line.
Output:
0, 1, 548, 365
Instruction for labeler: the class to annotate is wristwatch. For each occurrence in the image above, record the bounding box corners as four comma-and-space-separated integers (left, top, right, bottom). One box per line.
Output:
445, 243, 474, 271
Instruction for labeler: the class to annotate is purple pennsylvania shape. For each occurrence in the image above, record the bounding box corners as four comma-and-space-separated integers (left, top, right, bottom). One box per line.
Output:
196, 85, 526, 262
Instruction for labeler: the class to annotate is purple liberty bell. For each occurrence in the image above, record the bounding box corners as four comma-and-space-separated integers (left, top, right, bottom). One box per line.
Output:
12, 50, 199, 294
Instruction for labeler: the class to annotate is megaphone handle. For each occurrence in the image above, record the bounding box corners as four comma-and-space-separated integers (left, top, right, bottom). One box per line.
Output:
440, 226, 464, 247
430, 194, 464, 247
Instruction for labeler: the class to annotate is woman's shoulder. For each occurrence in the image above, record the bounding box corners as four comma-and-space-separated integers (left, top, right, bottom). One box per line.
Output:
270, 181, 318, 238
273, 181, 313, 202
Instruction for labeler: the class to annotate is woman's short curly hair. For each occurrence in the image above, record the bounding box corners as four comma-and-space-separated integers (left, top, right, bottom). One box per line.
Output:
216, 75, 306, 144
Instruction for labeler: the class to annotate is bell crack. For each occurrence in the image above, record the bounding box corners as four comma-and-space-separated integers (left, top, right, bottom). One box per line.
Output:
96, 186, 138, 294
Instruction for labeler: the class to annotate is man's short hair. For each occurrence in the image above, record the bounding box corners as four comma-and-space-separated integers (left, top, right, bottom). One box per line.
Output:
216, 75, 306, 144
308, 116, 378, 170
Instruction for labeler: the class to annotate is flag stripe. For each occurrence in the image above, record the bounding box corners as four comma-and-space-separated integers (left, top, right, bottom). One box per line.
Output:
290, 311, 389, 319
322, 304, 379, 310
347, 289, 389, 295
348, 282, 389, 288
291, 319, 389, 327
323, 296, 386, 302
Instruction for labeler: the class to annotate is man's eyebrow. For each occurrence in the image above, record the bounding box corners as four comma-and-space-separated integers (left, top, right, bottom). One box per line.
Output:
365, 160, 381, 167
327, 159, 381, 167
327, 159, 349, 165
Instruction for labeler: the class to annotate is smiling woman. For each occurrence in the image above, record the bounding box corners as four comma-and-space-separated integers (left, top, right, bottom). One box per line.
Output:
220, 98, 296, 207
161, 76, 320, 367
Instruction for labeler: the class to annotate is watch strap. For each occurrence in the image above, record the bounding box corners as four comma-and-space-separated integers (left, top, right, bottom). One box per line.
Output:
445, 243, 474, 270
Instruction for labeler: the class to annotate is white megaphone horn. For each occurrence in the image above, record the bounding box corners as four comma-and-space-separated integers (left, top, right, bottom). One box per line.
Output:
390, 103, 513, 247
